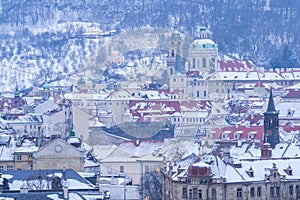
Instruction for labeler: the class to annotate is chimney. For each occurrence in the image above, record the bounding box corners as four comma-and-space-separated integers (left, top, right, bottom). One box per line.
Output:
261, 143, 272, 159
222, 143, 233, 164
63, 186, 69, 199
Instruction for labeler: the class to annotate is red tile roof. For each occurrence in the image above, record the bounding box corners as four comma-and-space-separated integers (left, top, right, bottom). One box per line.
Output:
214, 125, 264, 142
220, 60, 254, 72
0, 97, 26, 116
284, 89, 300, 98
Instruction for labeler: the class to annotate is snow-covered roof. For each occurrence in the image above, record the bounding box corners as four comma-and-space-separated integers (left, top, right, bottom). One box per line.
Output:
190, 39, 217, 50
209, 71, 259, 81
34, 99, 60, 115
170, 152, 300, 183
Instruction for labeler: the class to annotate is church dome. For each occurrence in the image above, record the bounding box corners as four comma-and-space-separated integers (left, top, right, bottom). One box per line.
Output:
190, 38, 218, 50
43, 82, 50, 90
66, 129, 82, 148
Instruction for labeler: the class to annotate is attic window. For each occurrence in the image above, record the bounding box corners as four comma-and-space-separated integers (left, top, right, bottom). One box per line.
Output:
246, 166, 254, 177
287, 108, 295, 117
284, 165, 293, 176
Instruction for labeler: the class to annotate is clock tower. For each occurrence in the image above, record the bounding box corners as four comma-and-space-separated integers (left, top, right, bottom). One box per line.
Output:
264, 89, 279, 149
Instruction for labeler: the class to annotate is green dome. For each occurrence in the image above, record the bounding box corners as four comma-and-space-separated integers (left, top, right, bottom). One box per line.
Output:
190, 38, 218, 50
43, 82, 50, 90
77, 77, 86, 85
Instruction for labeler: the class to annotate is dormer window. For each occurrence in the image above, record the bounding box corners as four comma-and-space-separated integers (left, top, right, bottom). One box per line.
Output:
246, 166, 254, 177
284, 165, 293, 176
287, 108, 295, 117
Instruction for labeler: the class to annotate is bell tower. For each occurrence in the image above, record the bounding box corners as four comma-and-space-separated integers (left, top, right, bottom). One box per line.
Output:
264, 88, 279, 149
168, 21, 184, 76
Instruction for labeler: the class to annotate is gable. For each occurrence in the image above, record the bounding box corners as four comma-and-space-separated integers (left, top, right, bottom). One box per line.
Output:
33, 139, 84, 159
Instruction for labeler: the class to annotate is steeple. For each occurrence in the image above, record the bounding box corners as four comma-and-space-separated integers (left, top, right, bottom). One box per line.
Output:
168, 20, 184, 77
171, 20, 180, 41
14, 85, 20, 99
264, 88, 279, 149
199, 16, 208, 39
14, 85, 20, 106
266, 88, 276, 113
175, 45, 182, 74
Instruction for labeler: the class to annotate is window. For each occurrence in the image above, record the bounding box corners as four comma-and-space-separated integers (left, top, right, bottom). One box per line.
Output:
182, 187, 187, 198
276, 186, 280, 196
250, 187, 255, 197
189, 189, 192, 198
202, 58, 206, 68
289, 185, 293, 195
28, 154, 33, 159
296, 185, 300, 195
17, 155, 22, 161
120, 166, 124, 173
0, 166, 3, 171
7, 165, 13, 171
212, 188, 217, 199
270, 186, 275, 196
193, 58, 196, 68
145, 165, 149, 173
257, 187, 261, 197
237, 188, 242, 198
193, 188, 197, 198
198, 189, 202, 199
204, 90, 207, 97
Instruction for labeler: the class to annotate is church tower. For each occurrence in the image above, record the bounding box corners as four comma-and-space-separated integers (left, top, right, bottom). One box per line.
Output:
168, 21, 184, 76
264, 89, 279, 149
188, 16, 218, 74
14, 85, 20, 106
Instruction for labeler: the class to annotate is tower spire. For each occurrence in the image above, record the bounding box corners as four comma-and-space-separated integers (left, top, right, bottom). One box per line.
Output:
199, 16, 208, 39
266, 87, 276, 113
264, 87, 280, 149
201, 16, 205, 26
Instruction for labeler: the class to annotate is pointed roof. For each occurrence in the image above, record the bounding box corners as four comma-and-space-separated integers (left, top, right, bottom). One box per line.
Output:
199, 16, 208, 39
254, 81, 265, 88
171, 20, 181, 41
265, 88, 277, 114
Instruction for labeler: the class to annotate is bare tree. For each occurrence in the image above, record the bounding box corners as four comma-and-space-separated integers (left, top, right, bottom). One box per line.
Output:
140, 170, 162, 200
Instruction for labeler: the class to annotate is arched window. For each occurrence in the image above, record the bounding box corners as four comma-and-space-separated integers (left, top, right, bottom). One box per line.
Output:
193, 58, 196, 68
202, 58, 206, 68
171, 49, 175, 57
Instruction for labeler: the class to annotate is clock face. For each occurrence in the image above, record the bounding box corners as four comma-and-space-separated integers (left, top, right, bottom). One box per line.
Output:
55, 145, 62, 153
